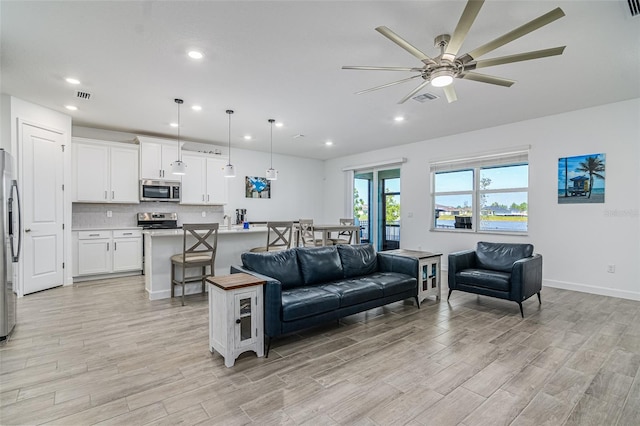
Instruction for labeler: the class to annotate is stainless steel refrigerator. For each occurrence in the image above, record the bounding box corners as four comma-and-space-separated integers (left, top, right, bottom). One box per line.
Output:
1, 149, 21, 340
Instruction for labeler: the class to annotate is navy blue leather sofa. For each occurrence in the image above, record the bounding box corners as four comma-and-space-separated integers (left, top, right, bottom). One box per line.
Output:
448, 241, 543, 317
231, 244, 418, 355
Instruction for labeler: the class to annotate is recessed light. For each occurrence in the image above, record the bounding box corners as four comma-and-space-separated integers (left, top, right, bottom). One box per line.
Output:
192, 105, 202, 111
394, 116, 405, 122
169, 122, 178, 127
325, 141, 333, 146
244, 135, 252, 140
188, 50, 203, 59
275, 122, 284, 128
65, 77, 80, 85
65, 105, 78, 111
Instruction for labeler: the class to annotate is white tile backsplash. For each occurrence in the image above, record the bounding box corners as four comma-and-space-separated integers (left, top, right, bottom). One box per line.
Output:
72, 202, 224, 229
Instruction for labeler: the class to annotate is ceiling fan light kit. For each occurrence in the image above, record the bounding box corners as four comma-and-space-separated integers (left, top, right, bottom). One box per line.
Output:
343, 0, 566, 104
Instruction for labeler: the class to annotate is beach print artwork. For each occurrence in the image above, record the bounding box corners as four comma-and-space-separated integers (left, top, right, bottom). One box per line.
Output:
558, 153, 605, 204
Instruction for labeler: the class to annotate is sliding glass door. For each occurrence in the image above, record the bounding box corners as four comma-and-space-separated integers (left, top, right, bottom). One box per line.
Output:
353, 168, 400, 251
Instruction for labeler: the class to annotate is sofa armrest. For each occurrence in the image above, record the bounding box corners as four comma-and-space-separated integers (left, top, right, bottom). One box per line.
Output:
377, 253, 419, 279
230, 265, 283, 337
447, 250, 476, 290
510, 254, 543, 302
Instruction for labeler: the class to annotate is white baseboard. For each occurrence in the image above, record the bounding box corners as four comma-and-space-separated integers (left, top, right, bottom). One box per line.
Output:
543, 279, 640, 301
146, 282, 208, 301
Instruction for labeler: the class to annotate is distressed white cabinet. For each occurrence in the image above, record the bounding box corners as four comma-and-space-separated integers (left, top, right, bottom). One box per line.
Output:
207, 273, 265, 367
73, 229, 142, 278
136, 136, 180, 180
73, 138, 139, 203
180, 153, 227, 205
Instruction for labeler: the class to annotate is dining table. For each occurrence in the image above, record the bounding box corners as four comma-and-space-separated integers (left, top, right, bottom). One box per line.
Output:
311, 224, 361, 246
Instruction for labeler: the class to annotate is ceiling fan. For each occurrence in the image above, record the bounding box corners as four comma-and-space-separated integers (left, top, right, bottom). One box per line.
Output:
342, 0, 566, 103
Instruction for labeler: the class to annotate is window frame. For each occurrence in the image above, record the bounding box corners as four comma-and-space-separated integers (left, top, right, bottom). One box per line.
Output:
430, 149, 529, 235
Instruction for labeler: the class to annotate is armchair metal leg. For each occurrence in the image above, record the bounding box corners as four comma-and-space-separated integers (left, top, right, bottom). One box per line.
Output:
447, 289, 453, 301
518, 302, 524, 318
537, 292, 541, 304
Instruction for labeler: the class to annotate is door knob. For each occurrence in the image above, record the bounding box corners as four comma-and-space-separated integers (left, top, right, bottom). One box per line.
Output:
235, 319, 241, 324
25, 229, 31, 233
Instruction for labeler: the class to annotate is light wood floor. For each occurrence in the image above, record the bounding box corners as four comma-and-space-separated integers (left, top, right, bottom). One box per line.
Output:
1, 275, 639, 426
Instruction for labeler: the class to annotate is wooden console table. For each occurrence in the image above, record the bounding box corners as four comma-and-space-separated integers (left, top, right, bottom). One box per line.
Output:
206, 273, 265, 367
383, 249, 442, 305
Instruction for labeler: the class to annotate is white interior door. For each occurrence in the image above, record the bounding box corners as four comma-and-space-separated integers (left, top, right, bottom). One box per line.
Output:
21, 123, 64, 294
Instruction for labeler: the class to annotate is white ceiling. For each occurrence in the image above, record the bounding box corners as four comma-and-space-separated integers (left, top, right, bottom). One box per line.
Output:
2, 1, 639, 160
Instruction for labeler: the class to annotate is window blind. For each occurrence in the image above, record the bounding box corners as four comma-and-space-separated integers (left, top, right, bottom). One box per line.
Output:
429, 147, 529, 173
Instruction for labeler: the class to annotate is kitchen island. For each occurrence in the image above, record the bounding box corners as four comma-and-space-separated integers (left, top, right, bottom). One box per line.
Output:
142, 226, 268, 300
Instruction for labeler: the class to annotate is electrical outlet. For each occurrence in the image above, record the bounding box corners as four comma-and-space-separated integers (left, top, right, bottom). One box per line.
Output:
607, 264, 615, 273
201, 211, 206, 218
106, 211, 112, 218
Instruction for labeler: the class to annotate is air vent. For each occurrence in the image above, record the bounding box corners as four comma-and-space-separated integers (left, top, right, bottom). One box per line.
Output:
76, 90, 92, 100
412, 92, 439, 103
629, 0, 640, 16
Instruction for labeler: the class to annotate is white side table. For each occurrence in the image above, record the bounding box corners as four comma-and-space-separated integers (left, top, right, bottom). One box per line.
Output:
206, 273, 265, 367
384, 249, 442, 305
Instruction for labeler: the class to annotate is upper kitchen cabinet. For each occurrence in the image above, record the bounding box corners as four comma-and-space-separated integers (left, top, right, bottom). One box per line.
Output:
136, 136, 180, 181
180, 153, 228, 205
73, 138, 139, 203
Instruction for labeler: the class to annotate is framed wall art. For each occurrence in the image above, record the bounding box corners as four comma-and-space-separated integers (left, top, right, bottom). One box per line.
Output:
245, 176, 271, 199
558, 153, 605, 204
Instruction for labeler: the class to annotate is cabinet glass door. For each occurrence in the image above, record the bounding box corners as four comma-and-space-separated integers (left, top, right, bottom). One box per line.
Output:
235, 291, 256, 347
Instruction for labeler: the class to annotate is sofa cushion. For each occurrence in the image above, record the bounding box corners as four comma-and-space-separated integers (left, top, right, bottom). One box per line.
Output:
361, 272, 416, 297
456, 269, 511, 292
281, 286, 340, 321
318, 279, 383, 308
297, 246, 344, 285
241, 249, 303, 290
337, 244, 378, 278
476, 242, 534, 273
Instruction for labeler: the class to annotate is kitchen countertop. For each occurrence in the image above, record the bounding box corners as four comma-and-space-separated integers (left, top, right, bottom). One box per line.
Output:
72, 226, 142, 231
142, 226, 268, 237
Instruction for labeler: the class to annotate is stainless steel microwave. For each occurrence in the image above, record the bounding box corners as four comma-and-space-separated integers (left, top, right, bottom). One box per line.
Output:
140, 180, 181, 202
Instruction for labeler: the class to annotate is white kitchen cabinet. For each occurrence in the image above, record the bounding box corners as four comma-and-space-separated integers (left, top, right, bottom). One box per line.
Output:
136, 136, 180, 180
112, 230, 143, 272
73, 229, 142, 278
180, 153, 227, 205
73, 138, 139, 203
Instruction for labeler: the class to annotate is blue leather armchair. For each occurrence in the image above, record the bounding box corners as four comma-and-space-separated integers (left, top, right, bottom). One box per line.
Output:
448, 242, 543, 317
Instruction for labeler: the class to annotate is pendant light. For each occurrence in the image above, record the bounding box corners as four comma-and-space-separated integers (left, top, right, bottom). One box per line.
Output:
266, 118, 278, 180
223, 109, 235, 177
171, 98, 187, 175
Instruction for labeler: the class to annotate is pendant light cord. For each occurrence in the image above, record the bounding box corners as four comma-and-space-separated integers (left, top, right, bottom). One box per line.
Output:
268, 118, 275, 169
226, 110, 234, 166
174, 98, 184, 162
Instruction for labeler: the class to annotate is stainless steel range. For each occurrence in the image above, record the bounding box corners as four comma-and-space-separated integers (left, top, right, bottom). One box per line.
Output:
137, 212, 180, 229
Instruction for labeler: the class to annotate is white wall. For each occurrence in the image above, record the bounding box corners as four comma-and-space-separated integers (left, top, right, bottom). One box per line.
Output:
323, 99, 640, 301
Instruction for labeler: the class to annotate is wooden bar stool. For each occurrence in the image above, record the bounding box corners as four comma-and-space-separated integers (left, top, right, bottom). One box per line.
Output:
250, 221, 293, 252
171, 223, 219, 306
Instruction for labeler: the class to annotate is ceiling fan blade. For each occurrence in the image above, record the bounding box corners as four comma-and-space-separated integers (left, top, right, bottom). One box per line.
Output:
460, 72, 515, 87
469, 46, 566, 70
398, 80, 431, 104
375, 26, 435, 64
355, 75, 422, 95
342, 66, 423, 72
444, 0, 485, 58
461, 7, 565, 62
443, 85, 458, 103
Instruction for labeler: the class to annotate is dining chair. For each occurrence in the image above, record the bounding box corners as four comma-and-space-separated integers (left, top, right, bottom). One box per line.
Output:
170, 223, 219, 306
298, 219, 324, 247
329, 218, 355, 245
250, 221, 294, 252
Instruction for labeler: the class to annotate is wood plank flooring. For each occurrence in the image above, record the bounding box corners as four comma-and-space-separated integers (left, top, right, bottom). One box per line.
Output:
1, 275, 639, 425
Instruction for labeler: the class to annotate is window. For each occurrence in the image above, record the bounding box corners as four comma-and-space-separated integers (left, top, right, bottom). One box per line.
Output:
431, 149, 529, 233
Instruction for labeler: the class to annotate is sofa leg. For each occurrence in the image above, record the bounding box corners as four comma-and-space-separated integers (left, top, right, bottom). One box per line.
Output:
415, 296, 420, 308
537, 292, 541, 304
265, 336, 271, 358
447, 289, 453, 301
518, 302, 524, 318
